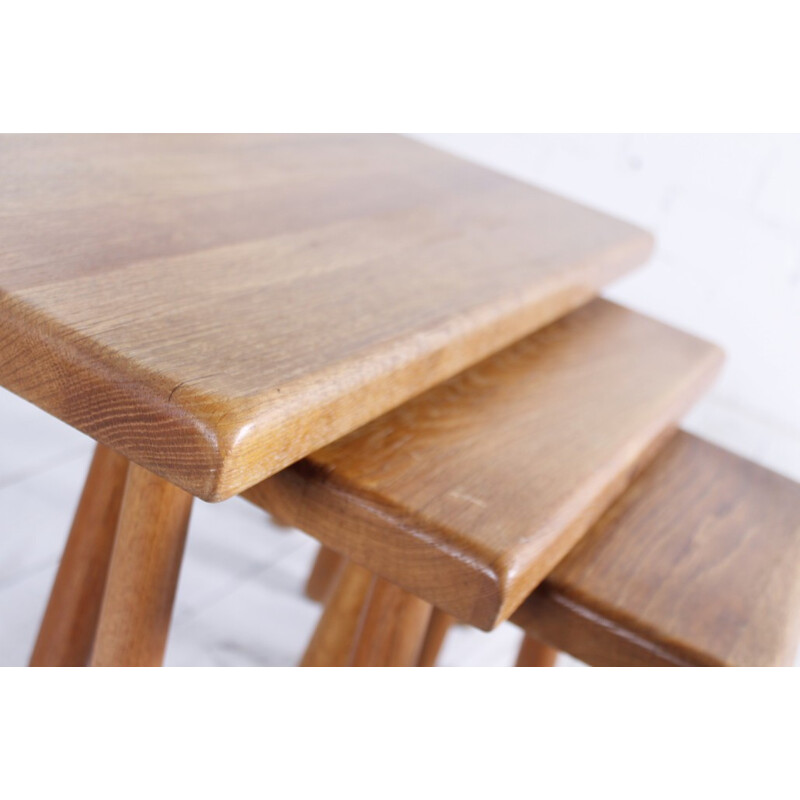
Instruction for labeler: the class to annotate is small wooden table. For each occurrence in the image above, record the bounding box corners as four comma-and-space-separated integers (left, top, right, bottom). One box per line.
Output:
0, 134, 652, 665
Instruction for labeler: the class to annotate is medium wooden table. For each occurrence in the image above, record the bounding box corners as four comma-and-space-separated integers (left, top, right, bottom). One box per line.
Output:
0, 134, 652, 665
246, 299, 722, 632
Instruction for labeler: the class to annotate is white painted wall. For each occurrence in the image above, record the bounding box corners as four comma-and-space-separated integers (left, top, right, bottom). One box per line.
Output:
412, 134, 800, 481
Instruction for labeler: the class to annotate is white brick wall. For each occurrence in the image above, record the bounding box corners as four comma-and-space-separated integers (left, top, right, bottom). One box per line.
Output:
412, 134, 800, 480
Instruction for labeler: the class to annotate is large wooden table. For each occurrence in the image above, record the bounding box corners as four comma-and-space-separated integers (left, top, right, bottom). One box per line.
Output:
0, 134, 652, 665
0, 134, 651, 500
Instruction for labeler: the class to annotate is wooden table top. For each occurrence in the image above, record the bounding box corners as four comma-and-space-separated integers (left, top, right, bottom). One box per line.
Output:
0, 134, 652, 500
246, 300, 723, 628
514, 432, 800, 666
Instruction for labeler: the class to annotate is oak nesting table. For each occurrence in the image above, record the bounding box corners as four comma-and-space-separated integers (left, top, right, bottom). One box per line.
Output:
0, 134, 652, 666
247, 299, 722, 633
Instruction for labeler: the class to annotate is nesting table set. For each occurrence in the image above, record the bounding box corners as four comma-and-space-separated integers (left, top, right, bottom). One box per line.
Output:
2, 134, 799, 667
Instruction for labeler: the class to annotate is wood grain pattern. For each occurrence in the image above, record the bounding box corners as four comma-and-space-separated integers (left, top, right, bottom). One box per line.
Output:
512, 432, 800, 667
350, 579, 433, 667
30, 444, 129, 666
0, 134, 652, 500
245, 300, 722, 629
90, 463, 193, 666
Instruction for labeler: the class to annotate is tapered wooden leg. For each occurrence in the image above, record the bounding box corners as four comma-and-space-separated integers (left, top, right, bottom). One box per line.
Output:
305, 545, 345, 604
89, 464, 193, 667
417, 608, 455, 667
301, 560, 374, 667
30, 444, 129, 666
351, 578, 433, 667
516, 634, 559, 667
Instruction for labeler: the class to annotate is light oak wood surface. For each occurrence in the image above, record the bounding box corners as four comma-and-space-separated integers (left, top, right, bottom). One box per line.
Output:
512, 432, 800, 667
0, 134, 652, 500
245, 299, 722, 629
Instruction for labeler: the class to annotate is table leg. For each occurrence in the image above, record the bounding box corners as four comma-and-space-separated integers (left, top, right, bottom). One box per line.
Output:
30, 444, 129, 666
350, 578, 432, 667
516, 634, 559, 667
304, 545, 345, 604
417, 608, 456, 667
301, 560, 374, 666
89, 463, 193, 666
